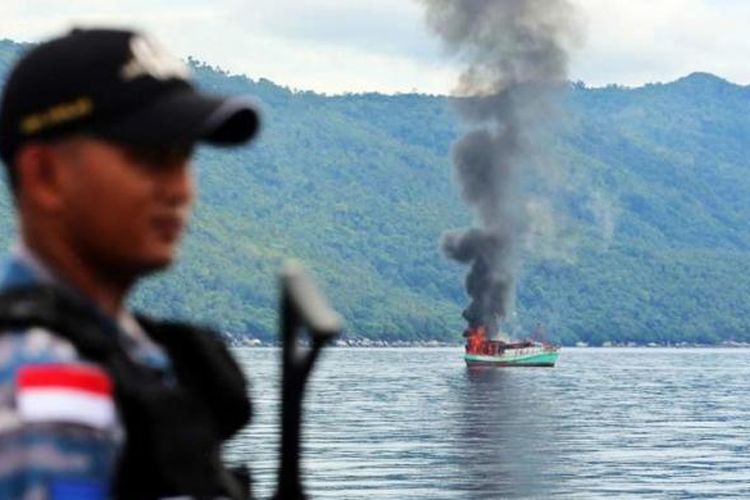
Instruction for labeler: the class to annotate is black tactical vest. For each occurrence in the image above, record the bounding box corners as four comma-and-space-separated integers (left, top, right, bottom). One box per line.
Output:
0, 285, 252, 499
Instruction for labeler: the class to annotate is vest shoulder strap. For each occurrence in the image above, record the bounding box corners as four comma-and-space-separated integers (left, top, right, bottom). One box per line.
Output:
0, 284, 117, 361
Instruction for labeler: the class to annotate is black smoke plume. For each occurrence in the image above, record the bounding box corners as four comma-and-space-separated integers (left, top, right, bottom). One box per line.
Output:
419, 0, 579, 337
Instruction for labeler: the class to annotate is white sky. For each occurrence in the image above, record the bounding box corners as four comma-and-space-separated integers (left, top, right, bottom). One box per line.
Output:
1, 0, 748, 95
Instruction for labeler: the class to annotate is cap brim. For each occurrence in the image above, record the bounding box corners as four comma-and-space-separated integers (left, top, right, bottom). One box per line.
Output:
96, 90, 260, 147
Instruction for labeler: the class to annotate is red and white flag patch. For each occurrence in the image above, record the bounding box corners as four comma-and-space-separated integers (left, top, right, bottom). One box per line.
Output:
16, 364, 115, 429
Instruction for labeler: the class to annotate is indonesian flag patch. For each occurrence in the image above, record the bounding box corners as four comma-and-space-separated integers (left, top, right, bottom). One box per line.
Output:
16, 364, 115, 429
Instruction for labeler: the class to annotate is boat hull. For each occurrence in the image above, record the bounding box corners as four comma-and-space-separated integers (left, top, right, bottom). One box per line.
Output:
464, 349, 559, 367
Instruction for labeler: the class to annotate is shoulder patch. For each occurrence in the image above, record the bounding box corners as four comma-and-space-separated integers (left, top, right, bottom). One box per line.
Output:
15, 364, 115, 429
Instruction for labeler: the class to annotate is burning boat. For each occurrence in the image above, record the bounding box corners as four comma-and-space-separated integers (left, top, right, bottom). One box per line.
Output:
421, 0, 576, 368
463, 326, 559, 367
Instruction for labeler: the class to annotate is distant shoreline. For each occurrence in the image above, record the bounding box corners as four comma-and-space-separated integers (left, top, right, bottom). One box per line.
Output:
227, 339, 750, 349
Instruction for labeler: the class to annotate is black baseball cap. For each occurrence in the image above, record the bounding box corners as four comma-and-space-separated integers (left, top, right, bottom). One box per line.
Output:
0, 28, 260, 166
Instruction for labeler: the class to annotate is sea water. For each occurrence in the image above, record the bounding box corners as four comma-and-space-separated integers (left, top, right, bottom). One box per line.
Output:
226, 347, 750, 499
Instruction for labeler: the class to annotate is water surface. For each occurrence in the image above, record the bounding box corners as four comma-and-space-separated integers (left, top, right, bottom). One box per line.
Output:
226, 347, 750, 499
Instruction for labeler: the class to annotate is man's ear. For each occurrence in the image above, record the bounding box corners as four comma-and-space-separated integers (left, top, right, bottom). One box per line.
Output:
14, 143, 67, 211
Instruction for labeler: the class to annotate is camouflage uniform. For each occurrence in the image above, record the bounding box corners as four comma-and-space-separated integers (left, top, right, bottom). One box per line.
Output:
0, 245, 172, 499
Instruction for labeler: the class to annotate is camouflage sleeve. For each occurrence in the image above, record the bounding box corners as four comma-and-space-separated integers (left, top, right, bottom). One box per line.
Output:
0, 329, 120, 500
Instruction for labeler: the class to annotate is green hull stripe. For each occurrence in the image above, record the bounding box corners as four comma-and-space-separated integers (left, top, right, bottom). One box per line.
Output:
465, 351, 559, 366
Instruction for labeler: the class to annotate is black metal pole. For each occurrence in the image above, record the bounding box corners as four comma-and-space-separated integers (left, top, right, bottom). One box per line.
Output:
276, 293, 304, 499
274, 263, 341, 500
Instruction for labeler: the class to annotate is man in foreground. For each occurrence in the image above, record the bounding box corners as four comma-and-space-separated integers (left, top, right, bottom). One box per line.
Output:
0, 27, 259, 498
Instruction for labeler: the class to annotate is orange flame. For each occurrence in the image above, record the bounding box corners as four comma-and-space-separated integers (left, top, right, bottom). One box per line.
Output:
465, 326, 487, 354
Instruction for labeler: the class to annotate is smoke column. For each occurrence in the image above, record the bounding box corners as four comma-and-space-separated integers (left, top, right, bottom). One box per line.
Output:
419, 0, 579, 336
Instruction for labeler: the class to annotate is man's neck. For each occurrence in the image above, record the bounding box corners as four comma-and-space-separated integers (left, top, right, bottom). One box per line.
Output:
20, 235, 130, 318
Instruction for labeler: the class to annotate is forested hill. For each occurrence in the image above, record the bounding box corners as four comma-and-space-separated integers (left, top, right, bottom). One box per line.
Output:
1, 39, 750, 346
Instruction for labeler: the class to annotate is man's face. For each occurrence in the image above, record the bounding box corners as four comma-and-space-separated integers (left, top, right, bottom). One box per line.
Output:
52, 137, 195, 278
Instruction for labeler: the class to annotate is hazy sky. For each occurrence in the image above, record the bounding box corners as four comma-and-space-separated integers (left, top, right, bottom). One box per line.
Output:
1, 0, 748, 94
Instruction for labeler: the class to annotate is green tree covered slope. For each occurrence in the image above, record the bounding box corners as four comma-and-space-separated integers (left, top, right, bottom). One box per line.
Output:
1, 39, 749, 345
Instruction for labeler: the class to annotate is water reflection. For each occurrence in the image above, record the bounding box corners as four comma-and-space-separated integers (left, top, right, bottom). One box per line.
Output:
455, 367, 555, 498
